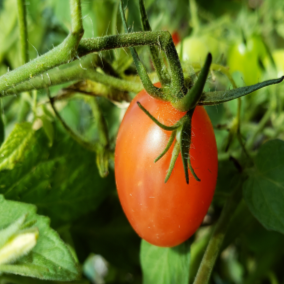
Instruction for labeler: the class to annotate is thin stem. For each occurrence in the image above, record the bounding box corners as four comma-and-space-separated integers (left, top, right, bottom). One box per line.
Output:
246, 104, 274, 150
0, 0, 83, 95
138, 0, 170, 85
193, 179, 243, 284
119, 2, 162, 99
190, 0, 201, 34
47, 89, 98, 152
17, 0, 29, 65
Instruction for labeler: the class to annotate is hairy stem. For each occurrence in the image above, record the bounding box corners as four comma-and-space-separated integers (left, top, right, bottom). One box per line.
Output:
4, 54, 143, 96
0, 0, 83, 94
78, 31, 187, 97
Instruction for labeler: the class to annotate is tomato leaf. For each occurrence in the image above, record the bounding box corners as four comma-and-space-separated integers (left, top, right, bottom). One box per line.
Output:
0, 195, 80, 280
140, 240, 191, 284
243, 139, 284, 234
200, 76, 284, 105
0, 122, 114, 226
0, 123, 35, 171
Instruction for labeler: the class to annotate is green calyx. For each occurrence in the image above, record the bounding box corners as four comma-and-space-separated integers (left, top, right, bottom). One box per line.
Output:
137, 103, 200, 184
172, 53, 212, 111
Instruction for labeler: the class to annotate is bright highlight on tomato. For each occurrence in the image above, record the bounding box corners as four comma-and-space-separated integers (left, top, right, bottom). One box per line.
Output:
115, 88, 218, 247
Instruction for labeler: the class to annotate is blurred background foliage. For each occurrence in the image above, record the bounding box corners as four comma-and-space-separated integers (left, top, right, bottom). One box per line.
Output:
0, 0, 284, 283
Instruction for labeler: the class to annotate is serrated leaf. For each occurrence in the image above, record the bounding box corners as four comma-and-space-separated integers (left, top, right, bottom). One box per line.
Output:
0, 123, 35, 171
0, 195, 80, 281
140, 240, 191, 284
243, 139, 284, 234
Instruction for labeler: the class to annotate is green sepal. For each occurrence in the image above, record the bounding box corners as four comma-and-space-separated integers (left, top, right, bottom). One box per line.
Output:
199, 76, 284, 105
137, 102, 180, 131
119, 1, 163, 99
178, 110, 200, 184
165, 140, 180, 183
172, 53, 212, 112
155, 131, 176, 162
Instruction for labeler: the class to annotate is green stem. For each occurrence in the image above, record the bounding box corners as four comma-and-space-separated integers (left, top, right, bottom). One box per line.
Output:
190, 0, 201, 34
4, 54, 142, 96
138, 0, 170, 85
70, 0, 83, 35
193, 179, 243, 284
0, 0, 83, 94
47, 89, 98, 152
246, 104, 274, 150
119, 2, 162, 99
17, 0, 29, 65
78, 31, 187, 98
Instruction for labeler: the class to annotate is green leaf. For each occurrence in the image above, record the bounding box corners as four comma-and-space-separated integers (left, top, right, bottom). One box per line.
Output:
0, 195, 80, 280
199, 76, 284, 105
0, 114, 4, 146
0, 123, 35, 171
243, 139, 284, 234
38, 116, 54, 147
140, 240, 191, 284
0, 123, 114, 226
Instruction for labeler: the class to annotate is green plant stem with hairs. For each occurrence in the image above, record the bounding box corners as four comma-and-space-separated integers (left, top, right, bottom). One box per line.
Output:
0, 0, 84, 94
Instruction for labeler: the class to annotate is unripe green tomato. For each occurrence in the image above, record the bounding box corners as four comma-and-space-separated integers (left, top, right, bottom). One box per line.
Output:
227, 36, 267, 86
264, 49, 284, 76
177, 35, 225, 63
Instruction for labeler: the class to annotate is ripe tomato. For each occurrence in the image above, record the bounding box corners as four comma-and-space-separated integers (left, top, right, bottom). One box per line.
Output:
172, 31, 181, 46
115, 88, 218, 247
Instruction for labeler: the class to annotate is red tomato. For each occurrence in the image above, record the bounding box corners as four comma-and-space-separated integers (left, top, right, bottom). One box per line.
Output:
115, 88, 218, 247
172, 31, 181, 46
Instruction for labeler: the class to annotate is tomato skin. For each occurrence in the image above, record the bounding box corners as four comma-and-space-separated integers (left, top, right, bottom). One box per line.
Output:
115, 89, 218, 247
172, 31, 181, 46
177, 35, 226, 63
227, 36, 267, 85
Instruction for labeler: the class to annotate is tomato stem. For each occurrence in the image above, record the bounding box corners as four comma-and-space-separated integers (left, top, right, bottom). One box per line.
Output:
172, 53, 212, 112
138, 0, 170, 86
47, 88, 112, 177
119, 1, 163, 99
193, 177, 245, 284
17, 0, 29, 65
0, 0, 84, 95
